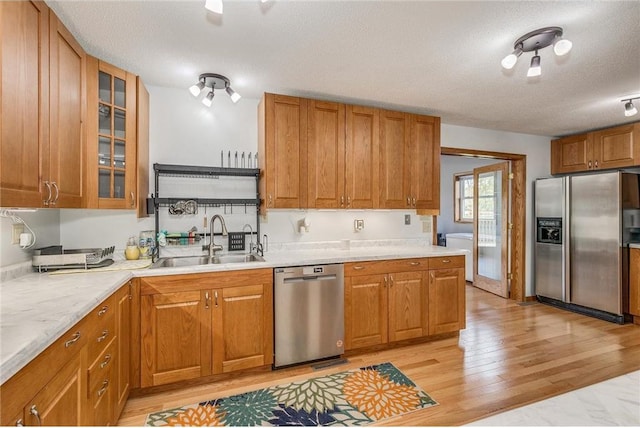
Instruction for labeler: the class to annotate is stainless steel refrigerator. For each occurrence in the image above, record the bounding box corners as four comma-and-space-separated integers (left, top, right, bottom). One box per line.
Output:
534, 171, 640, 323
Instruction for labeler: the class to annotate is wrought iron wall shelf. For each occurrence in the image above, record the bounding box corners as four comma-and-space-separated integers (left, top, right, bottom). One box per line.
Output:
150, 163, 261, 258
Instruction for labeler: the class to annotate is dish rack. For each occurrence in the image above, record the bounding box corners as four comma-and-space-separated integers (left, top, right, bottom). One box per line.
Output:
32, 246, 115, 272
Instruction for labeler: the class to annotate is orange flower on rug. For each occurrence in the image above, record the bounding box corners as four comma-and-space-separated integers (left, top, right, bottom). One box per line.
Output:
145, 362, 438, 426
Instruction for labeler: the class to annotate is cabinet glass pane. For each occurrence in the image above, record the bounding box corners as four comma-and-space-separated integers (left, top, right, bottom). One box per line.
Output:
114, 140, 125, 168
114, 77, 126, 108
99, 169, 111, 198
114, 171, 125, 199
98, 136, 111, 167
99, 104, 111, 135
114, 108, 125, 138
99, 71, 111, 103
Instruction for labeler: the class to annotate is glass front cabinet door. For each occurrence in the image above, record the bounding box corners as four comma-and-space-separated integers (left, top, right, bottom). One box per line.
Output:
86, 56, 137, 209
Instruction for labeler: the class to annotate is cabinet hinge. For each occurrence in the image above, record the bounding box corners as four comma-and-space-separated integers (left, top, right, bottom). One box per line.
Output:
508, 173, 514, 180
508, 223, 513, 230
507, 272, 513, 280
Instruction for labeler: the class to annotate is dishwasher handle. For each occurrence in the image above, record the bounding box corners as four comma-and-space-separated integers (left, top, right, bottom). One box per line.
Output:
282, 274, 338, 283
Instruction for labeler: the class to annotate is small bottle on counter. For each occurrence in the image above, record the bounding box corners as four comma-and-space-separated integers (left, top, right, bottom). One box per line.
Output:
125, 236, 140, 260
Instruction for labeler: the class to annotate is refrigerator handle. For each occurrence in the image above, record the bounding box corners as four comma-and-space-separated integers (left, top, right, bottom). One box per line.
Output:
564, 178, 571, 303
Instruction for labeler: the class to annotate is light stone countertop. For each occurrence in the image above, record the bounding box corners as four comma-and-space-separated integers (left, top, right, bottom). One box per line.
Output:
630, 243, 640, 249
0, 239, 465, 385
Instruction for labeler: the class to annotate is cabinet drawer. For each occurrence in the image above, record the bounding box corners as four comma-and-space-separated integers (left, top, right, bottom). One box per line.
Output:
346, 258, 429, 276
86, 310, 116, 364
428, 256, 464, 269
88, 337, 116, 397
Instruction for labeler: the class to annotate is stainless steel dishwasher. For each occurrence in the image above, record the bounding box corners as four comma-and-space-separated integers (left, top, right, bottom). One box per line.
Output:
274, 264, 344, 368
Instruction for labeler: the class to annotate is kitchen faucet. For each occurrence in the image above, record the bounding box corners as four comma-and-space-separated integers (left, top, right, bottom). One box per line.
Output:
208, 214, 228, 257
242, 223, 254, 253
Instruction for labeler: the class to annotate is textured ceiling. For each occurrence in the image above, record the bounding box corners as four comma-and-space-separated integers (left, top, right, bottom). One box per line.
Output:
46, 0, 640, 138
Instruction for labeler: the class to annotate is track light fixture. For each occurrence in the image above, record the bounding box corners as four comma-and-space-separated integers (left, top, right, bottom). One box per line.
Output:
189, 73, 241, 107
501, 26, 572, 77
622, 97, 639, 117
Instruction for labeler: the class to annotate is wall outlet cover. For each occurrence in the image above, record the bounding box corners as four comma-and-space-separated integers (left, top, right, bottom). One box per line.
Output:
404, 214, 411, 225
12, 224, 24, 244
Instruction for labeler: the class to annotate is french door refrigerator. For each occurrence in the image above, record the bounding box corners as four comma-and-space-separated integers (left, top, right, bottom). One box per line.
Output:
534, 171, 640, 323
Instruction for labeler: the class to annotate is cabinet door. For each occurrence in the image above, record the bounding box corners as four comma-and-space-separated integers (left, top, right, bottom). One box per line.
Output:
630, 249, 640, 317
345, 105, 379, 208
428, 268, 465, 335
307, 100, 345, 208
345, 274, 388, 350
86, 57, 137, 210
114, 283, 131, 421
550, 134, 591, 174
410, 114, 440, 212
140, 290, 211, 387
379, 110, 411, 209
24, 353, 83, 426
592, 123, 639, 170
0, 1, 49, 207
48, 13, 85, 208
388, 271, 428, 342
259, 93, 307, 209
212, 283, 273, 374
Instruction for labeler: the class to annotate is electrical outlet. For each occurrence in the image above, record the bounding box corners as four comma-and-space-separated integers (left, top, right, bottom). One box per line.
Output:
12, 224, 24, 244
404, 214, 411, 225
354, 219, 364, 231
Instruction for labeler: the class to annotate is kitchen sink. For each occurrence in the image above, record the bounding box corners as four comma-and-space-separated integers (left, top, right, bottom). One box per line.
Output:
150, 253, 265, 269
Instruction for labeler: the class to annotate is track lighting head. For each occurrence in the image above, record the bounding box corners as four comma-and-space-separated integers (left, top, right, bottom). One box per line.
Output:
622, 98, 639, 117
189, 73, 241, 107
502, 26, 572, 77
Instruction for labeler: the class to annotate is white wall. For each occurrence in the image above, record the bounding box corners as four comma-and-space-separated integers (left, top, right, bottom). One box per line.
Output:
3, 85, 552, 298
437, 155, 498, 235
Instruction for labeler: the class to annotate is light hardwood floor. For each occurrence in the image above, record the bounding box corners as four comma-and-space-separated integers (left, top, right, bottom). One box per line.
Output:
118, 285, 640, 426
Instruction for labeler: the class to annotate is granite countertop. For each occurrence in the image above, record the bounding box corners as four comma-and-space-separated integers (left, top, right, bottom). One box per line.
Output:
0, 240, 465, 385
630, 243, 640, 250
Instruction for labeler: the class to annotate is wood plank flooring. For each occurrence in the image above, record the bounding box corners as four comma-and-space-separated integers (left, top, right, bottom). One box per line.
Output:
118, 285, 640, 426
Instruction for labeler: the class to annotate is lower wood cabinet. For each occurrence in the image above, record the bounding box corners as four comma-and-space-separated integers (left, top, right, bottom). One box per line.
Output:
0, 282, 132, 426
139, 269, 273, 388
345, 256, 464, 351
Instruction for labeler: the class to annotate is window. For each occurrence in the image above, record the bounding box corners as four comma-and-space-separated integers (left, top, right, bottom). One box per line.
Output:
454, 172, 474, 223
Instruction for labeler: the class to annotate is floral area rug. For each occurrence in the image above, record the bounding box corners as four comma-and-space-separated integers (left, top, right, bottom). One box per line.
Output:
145, 362, 438, 426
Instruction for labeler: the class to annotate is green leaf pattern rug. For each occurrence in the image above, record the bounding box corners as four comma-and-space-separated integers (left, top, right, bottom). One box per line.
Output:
145, 362, 438, 426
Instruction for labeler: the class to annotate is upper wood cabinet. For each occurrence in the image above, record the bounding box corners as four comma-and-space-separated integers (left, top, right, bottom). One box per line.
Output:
260, 92, 440, 212
85, 56, 148, 215
1, 1, 85, 208
378, 112, 440, 212
411, 114, 441, 212
259, 93, 308, 209
551, 122, 640, 175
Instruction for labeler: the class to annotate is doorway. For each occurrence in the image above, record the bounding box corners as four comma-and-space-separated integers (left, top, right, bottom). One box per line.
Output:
436, 147, 526, 302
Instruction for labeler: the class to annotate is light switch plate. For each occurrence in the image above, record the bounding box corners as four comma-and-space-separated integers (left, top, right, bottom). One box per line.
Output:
404, 214, 411, 225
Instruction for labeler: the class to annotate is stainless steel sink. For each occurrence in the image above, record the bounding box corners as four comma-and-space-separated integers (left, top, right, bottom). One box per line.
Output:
150, 253, 265, 269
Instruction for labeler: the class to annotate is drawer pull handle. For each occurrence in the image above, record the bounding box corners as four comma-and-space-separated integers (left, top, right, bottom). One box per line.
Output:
97, 330, 109, 342
352, 266, 365, 270
384, 276, 388, 288
214, 291, 219, 307
441, 259, 451, 263
64, 332, 81, 348
389, 275, 394, 286
15, 418, 24, 426
97, 305, 109, 316
29, 405, 42, 425
97, 380, 109, 397
409, 261, 420, 266
205, 291, 210, 309
100, 354, 112, 369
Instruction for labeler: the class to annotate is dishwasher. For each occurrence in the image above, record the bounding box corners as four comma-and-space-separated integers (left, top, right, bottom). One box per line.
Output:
274, 264, 344, 368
